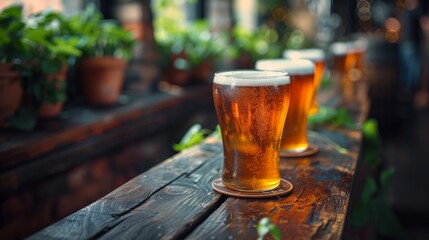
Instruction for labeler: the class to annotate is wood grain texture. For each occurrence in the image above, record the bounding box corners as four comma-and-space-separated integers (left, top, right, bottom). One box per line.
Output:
26, 207, 119, 240
186, 129, 360, 240
30, 127, 362, 240
27, 145, 219, 239
84, 146, 218, 215
98, 154, 225, 240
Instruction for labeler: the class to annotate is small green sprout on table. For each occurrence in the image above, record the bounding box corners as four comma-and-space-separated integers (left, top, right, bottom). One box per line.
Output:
257, 217, 281, 240
308, 105, 356, 129
172, 124, 211, 152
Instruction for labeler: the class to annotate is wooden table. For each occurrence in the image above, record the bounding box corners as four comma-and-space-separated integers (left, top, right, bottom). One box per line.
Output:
28, 91, 367, 239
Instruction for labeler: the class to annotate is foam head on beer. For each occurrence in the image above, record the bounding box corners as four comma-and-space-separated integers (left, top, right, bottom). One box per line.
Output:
214, 70, 290, 86
255, 59, 315, 75
213, 70, 291, 191
330, 42, 350, 56
283, 48, 325, 62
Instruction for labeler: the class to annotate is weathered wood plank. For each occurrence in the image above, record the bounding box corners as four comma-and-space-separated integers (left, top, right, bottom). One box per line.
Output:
84, 146, 218, 215
26, 145, 218, 240
98, 154, 225, 240
186, 129, 360, 240
26, 207, 119, 240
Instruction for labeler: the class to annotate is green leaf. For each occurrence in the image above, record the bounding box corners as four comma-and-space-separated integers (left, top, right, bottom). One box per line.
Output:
25, 27, 50, 45
363, 118, 379, 141
0, 5, 22, 20
215, 124, 221, 139
320, 74, 333, 89
257, 217, 271, 240
257, 217, 281, 240
371, 195, 403, 237
349, 200, 371, 227
269, 225, 281, 240
361, 176, 377, 204
333, 108, 354, 127
172, 124, 211, 152
379, 168, 395, 195
54, 90, 67, 103
362, 118, 382, 168
180, 124, 202, 145
41, 59, 62, 74
308, 105, 355, 129
349, 176, 377, 227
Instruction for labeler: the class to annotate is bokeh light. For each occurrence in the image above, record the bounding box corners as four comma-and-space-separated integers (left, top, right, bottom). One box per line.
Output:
272, 7, 287, 22
385, 30, 399, 43
385, 17, 400, 31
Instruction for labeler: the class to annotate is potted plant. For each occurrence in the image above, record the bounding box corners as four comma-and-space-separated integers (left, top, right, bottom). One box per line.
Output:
0, 5, 28, 126
153, 1, 224, 86
1, 6, 82, 130
69, 5, 135, 106
156, 20, 225, 86
228, 25, 286, 69
22, 9, 81, 118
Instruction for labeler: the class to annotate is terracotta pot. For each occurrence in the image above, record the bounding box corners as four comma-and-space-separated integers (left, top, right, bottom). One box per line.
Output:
0, 64, 22, 125
79, 57, 127, 105
38, 102, 64, 118
37, 64, 69, 118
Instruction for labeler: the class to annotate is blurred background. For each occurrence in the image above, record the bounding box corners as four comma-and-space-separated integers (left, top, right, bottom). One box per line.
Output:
0, 0, 428, 239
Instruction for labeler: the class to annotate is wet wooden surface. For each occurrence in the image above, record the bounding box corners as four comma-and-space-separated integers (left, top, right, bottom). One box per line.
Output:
29, 89, 367, 240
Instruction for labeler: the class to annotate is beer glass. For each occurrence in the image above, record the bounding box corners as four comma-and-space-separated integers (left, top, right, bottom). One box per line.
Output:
256, 59, 315, 153
330, 40, 367, 104
213, 70, 291, 191
283, 49, 325, 114
344, 39, 368, 103
330, 42, 349, 95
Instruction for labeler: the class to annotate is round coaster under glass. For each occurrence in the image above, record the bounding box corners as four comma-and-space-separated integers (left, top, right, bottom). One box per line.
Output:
211, 178, 293, 198
280, 144, 319, 158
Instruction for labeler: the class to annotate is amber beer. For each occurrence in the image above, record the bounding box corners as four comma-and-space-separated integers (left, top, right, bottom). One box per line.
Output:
330, 40, 368, 103
330, 42, 349, 96
213, 70, 291, 191
283, 49, 325, 114
256, 59, 315, 152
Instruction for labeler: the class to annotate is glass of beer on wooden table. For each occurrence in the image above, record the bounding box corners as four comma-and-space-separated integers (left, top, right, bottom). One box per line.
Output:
283, 49, 325, 115
330, 40, 368, 106
256, 59, 318, 157
212, 70, 292, 195
330, 42, 349, 95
